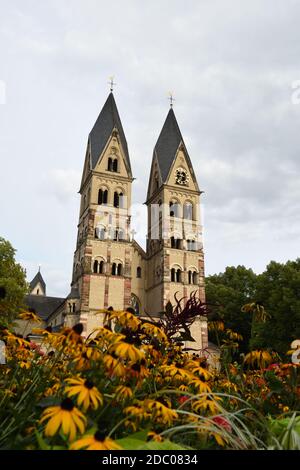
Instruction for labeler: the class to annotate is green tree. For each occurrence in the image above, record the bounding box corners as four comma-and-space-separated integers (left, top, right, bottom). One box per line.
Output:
0, 237, 28, 323
206, 266, 257, 352
251, 259, 300, 356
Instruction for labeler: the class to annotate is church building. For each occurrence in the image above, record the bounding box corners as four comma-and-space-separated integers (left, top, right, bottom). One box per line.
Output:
28, 91, 208, 350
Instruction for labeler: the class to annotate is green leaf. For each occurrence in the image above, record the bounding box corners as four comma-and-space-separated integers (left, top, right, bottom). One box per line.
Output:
139, 439, 190, 450
35, 430, 50, 450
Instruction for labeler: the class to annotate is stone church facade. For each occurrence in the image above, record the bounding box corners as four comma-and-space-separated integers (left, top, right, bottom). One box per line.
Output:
28, 91, 208, 350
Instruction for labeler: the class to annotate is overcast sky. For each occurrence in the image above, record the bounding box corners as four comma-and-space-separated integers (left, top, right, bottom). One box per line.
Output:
0, 0, 300, 297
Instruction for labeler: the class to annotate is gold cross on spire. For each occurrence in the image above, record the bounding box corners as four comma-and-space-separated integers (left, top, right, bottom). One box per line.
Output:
108, 76, 116, 92
168, 91, 175, 108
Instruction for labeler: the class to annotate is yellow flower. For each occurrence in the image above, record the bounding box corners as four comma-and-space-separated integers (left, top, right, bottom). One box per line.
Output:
114, 385, 133, 401
208, 321, 224, 332
141, 323, 168, 343
95, 327, 125, 344
65, 377, 103, 411
144, 399, 178, 426
19, 360, 31, 369
40, 398, 86, 441
124, 405, 148, 421
160, 364, 193, 381
193, 396, 222, 414
70, 430, 121, 450
109, 341, 145, 363
190, 365, 211, 381
189, 378, 212, 394
244, 350, 272, 369
19, 311, 41, 323
103, 354, 126, 377
147, 431, 164, 442
104, 310, 141, 331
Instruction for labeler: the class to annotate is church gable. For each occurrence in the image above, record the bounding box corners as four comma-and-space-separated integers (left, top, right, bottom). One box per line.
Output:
165, 145, 199, 192
94, 131, 131, 179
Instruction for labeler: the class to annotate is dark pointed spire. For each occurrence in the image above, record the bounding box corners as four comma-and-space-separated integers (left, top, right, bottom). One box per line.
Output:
89, 92, 131, 174
154, 107, 189, 183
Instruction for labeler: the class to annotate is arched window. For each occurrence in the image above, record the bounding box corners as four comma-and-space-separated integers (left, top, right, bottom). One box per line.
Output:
137, 267, 142, 278
93, 260, 98, 273
113, 191, 119, 208
193, 271, 198, 284
171, 268, 176, 282
99, 260, 104, 274
188, 270, 192, 284
112, 263, 117, 275
113, 158, 118, 172
119, 192, 124, 208
187, 240, 197, 251
176, 269, 181, 283
113, 228, 125, 241
183, 202, 193, 220
98, 189, 108, 205
72, 303, 76, 313
95, 226, 105, 240
117, 263, 122, 276
169, 201, 180, 217
171, 236, 176, 248
108, 157, 113, 171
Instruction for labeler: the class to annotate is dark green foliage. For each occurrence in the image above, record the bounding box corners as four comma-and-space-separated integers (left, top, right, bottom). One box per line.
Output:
0, 236, 28, 322
206, 266, 257, 352
206, 260, 300, 357
251, 259, 300, 356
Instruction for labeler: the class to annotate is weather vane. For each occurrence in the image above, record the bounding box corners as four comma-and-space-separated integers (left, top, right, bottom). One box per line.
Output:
108, 76, 116, 92
168, 91, 175, 107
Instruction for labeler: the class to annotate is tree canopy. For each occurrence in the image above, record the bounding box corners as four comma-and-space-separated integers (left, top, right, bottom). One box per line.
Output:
0, 237, 28, 323
206, 260, 300, 357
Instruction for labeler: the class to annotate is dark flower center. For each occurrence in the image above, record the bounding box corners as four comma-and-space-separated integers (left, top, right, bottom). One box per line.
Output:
94, 430, 106, 442
157, 397, 168, 407
72, 323, 83, 335
61, 398, 74, 411
84, 379, 94, 389
131, 363, 141, 372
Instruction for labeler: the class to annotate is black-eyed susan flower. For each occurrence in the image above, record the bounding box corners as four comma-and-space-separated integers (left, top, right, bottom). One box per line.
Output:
70, 430, 121, 450
244, 350, 272, 369
40, 398, 86, 441
103, 354, 126, 377
19, 310, 42, 323
109, 341, 145, 363
147, 431, 164, 442
65, 377, 103, 411
144, 399, 178, 426
129, 360, 149, 379
189, 378, 212, 393
192, 395, 222, 414
141, 323, 168, 343
160, 364, 193, 381
114, 385, 133, 402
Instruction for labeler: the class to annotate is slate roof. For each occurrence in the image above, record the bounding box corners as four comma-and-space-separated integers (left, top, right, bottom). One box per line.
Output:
67, 286, 80, 299
89, 92, 131, 174
154, 107, 195, 183
25, 294, 65, 322
29, 271, 46, 294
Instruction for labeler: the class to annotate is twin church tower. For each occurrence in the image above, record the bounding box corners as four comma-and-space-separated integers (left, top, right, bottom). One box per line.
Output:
48, 90, 207, 349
